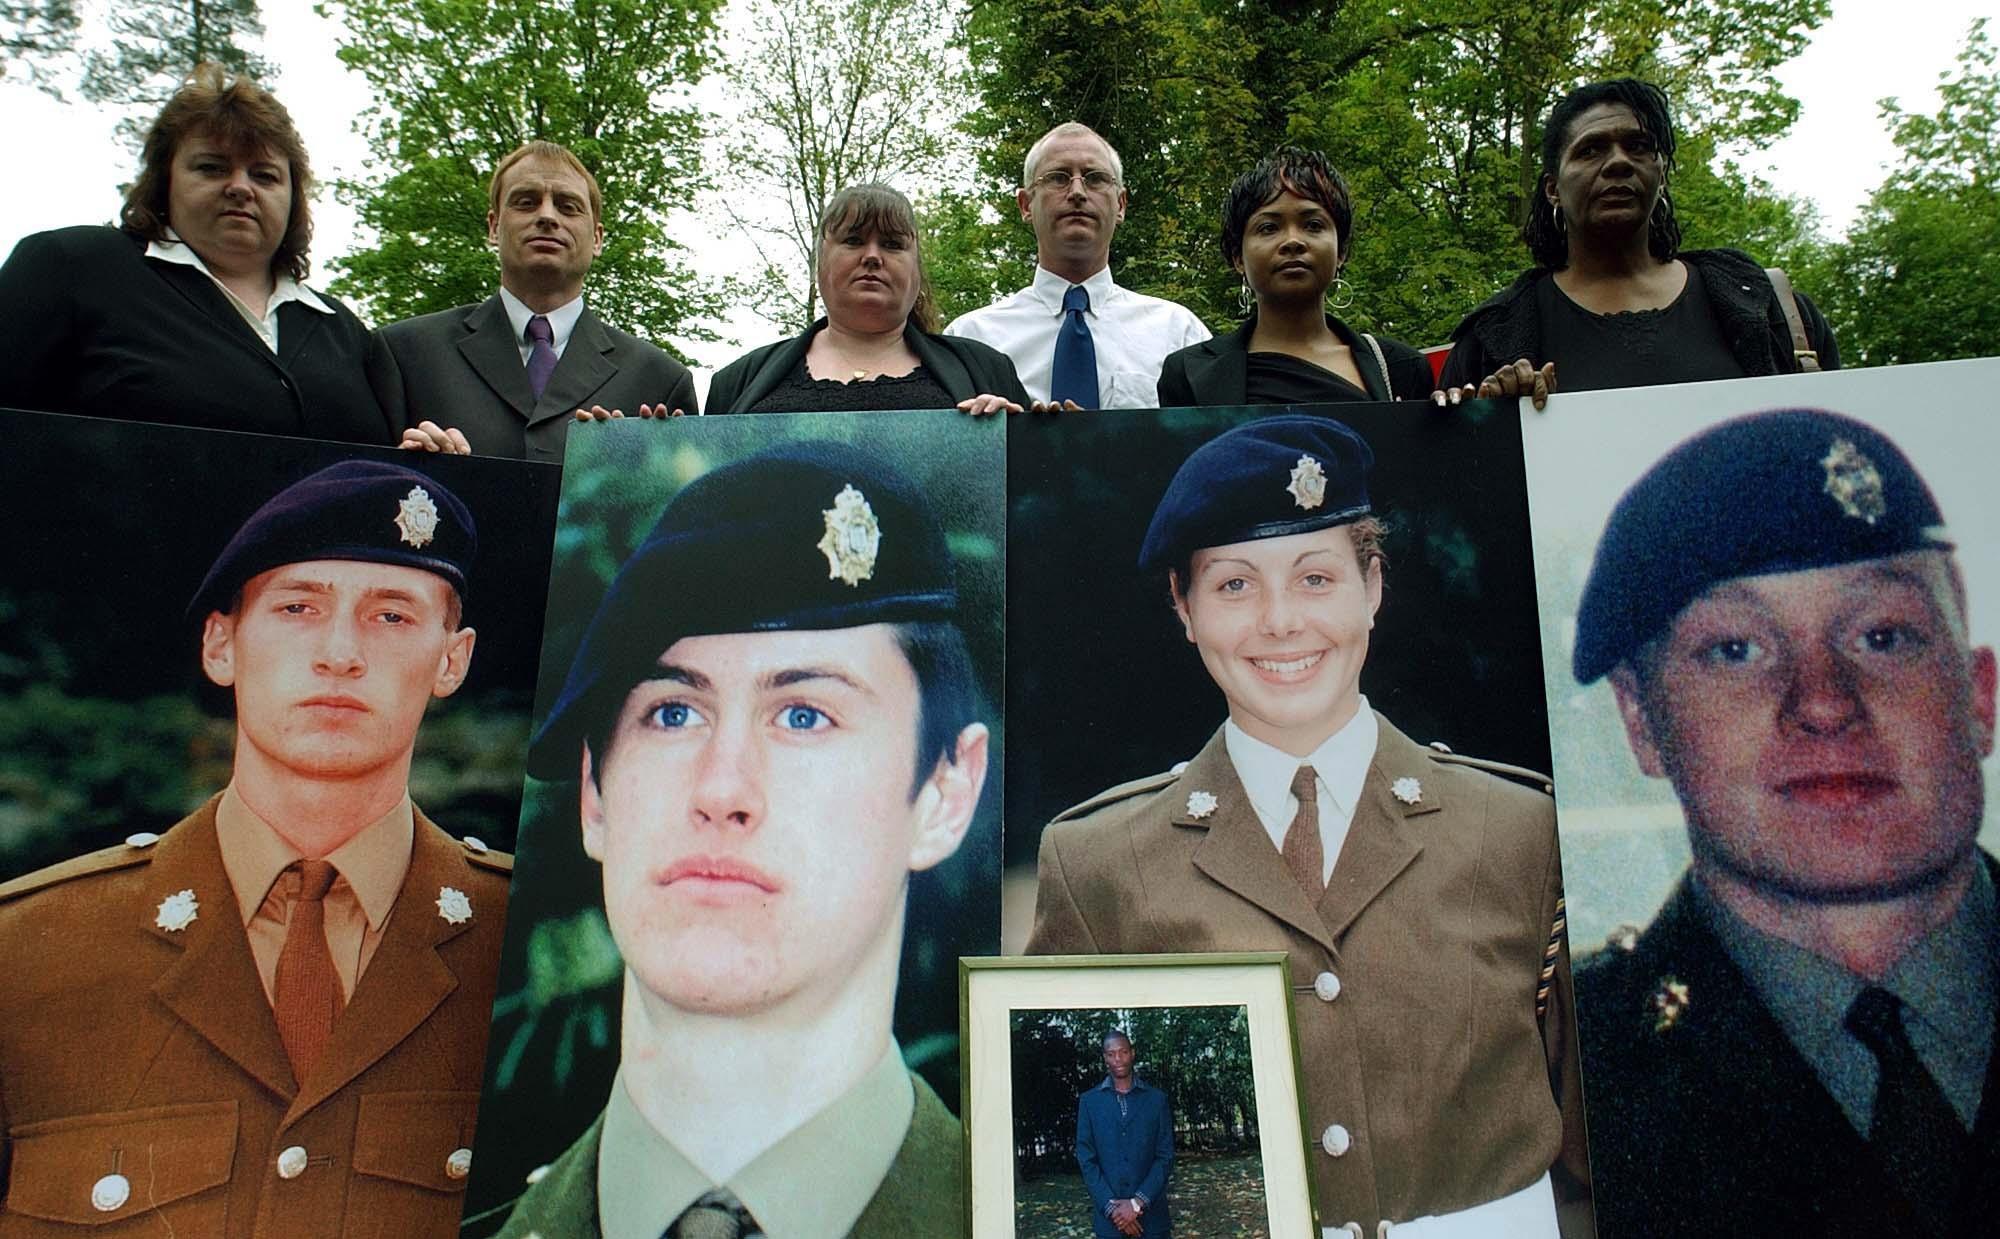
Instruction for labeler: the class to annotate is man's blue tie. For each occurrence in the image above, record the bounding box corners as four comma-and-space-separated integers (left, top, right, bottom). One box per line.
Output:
1050, 284, 1100, 409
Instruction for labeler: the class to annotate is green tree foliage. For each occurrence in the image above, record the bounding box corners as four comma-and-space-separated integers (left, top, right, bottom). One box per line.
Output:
318, 0, 723, 344
1807, 20, 2000, 367
1, 0, 80, 92
956, 0, 1831, 345
78, 0, 274, 148
719, 0, 958, 330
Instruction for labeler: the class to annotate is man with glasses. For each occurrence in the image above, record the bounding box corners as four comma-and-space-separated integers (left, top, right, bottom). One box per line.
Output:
945, 122, 1207, 409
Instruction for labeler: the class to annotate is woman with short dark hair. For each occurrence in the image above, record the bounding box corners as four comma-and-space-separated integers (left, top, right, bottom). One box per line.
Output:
1439, 77, 1838, 405
1158, 146, 1433, 407
0, 63, 392, 443
706, 184, 1028, 415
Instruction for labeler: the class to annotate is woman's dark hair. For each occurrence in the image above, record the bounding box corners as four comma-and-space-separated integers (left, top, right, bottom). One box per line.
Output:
1525, 78, 1682, 270
1219, 145, 1354, 273
815, 183, 939, 334
120, 62, 315, 282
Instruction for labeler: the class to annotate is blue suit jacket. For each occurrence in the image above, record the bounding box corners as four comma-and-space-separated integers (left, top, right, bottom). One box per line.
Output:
1075, 1076, 1173, 1237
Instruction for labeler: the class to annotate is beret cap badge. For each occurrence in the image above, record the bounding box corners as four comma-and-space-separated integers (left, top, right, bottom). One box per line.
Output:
818, 484, 882, 586
394, 485, 442, 548
1288, 455, 1328, 511
1820, 438, 1886, 525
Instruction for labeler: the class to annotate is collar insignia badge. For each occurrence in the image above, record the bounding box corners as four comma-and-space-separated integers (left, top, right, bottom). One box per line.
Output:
437, 886, 472, 926
1391, 776, 1423, 805
1185, 790, 1219, 819
1651, 975, 1692, 1032
155, 888, 199, 932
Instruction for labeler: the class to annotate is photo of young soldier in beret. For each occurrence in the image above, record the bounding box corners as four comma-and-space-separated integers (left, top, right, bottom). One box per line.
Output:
459, 411, 1003, 1238
0, 410, 561, 1237
1009, 405, 1590, 1238
1520, 359, 2000, 1238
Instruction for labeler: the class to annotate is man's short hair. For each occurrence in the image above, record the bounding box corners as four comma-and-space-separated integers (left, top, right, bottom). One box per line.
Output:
1022, 122, 1124, 189
121, 61, 316, 282
1102, 1027, 1133, 1050
489, 140, 604, 224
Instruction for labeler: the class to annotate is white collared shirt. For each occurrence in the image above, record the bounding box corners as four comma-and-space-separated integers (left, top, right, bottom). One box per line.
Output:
1223, 702, 1378, 885
498, 285, 586, 364
145, 236, 332, 352
944, 264, 1209, 406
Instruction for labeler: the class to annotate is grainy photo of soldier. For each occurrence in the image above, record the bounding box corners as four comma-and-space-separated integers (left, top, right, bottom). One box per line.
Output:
1520, 360, 2000, 1239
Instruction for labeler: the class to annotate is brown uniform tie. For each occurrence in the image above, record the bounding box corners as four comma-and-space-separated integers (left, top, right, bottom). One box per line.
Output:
664, 1188, 762, 1239
273, 859, 343, 1083
1283, 765, 1325, 902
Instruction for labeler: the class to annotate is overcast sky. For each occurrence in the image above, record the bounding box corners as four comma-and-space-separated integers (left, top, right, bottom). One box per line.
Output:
2, 0, 1993, 371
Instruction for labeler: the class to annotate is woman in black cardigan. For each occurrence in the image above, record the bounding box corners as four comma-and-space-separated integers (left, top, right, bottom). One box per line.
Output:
707, 184, 1028, 415
1158, 147, 1433, 408
0, 63, 391, 444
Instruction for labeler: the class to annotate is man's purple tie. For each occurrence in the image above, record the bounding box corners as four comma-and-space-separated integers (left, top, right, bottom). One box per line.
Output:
525, 314, 558, 399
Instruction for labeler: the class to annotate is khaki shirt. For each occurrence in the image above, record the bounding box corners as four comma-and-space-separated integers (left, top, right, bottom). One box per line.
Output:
597, 1044, 913, 1238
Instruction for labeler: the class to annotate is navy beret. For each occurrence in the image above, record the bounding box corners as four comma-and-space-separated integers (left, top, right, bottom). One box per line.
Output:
1138, 414, 1374, 573
187, 460, 477, 622
1573, 408, 1952, 684
527, 440, 959, 779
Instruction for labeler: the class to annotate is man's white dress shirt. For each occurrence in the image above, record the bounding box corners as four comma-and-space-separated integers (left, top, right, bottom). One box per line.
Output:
944, 265, 1208, 407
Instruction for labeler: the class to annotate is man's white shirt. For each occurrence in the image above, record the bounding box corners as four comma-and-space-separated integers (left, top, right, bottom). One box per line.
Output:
944, 265, 1208, 406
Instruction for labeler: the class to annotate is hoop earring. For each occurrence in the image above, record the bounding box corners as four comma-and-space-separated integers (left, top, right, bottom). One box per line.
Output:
1326, 276, 1354, 313
1237, 278, 1254, 314
1551, 199, 1566, 235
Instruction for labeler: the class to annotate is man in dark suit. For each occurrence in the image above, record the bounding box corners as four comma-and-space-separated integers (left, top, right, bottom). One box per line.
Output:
373, 141, 697, 462
1572, 408, 2000, 1238
1076, 1029, 1173, 1238
0, 461, 511, 1238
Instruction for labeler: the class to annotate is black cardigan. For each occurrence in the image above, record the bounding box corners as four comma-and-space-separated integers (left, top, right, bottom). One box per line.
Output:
0, 225, 394, 444
1157, 311, 1434, 406
1437, 247, 1840, 391
706, 319, 1031, 414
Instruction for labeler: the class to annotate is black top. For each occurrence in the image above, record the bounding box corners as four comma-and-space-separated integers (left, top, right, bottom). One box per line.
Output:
708, 318, 1030, 414
1158, 311, 1433, 407
746, 359, 957, 413
1530, 261, 1745, 392
1244, 351, 1373, 405
0, 225, 393, 444
1437, 247, 1840, 392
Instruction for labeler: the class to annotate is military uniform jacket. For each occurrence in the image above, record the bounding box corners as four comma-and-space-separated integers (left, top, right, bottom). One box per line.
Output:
487, 1072, 963, 1239
1577, 871, 2000, 1239
0, 797, 512, 1238
1028, 716, 1585, 1234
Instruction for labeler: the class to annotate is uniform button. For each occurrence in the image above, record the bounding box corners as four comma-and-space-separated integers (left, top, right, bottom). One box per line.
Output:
91, 1173, 131, 1212
1314, 971, 1342, 1002
446, 1147, 472, 1180
124, 832, 161, 848
277, 1145, 309, 1179
1170, 760, 1190, 774
1320, 1123, 1351, 1157
524, 1163, 552, 1186
461, 836, 489, 855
